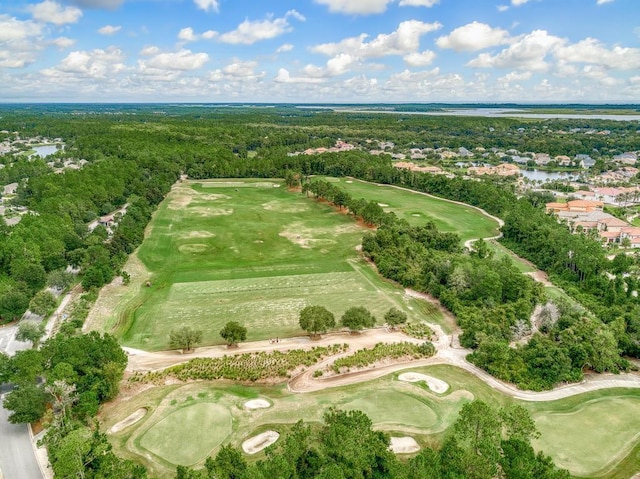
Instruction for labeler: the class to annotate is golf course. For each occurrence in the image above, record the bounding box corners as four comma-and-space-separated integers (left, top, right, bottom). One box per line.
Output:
87, 178, 640, 479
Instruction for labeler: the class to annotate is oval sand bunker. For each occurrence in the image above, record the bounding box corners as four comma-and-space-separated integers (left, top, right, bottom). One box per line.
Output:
242, 431, 280, 454
389, 436, 420, 454
398, 372, 449, 394
245, 399, 271, 410
110, 408, 147, 434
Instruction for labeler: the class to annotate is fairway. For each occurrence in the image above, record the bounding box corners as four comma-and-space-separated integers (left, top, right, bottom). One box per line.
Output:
532, 396, 640, 476
116, 179, 442, 350
325, 177, 500, 242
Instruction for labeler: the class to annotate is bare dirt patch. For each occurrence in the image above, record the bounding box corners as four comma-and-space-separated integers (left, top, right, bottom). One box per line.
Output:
262, 200, 308, 213
242, 431, 280, 454
183, 231, 216, 239
189, 207, 234, 216
389, 436, 420, 454
398, 372, 449, 393
110, 408, 147, 434
245, 399, 271, 410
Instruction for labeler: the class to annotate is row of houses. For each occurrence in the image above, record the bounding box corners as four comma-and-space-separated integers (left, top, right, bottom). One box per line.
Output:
546, 200, 640, 247
570, 185, 640, 206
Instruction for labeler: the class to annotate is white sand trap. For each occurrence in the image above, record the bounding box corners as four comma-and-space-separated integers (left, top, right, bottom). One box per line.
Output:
346, 180, 353, 183
109, 408, 147, 434
398, 372, 449, 393
412, 214, 421, 217
242, 431, 280, 454
378, 203, 389, 207
389, 437, 420, 454
245, 399, 271, 410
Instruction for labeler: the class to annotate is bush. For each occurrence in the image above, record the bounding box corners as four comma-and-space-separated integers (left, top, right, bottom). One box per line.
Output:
329, 342, 435, 374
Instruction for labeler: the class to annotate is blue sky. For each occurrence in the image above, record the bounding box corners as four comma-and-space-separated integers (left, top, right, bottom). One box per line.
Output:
0, 0, 638, 102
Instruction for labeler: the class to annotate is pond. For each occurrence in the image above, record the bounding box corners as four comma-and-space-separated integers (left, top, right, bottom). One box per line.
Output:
520, 169, 582, 183
32, 144, 63, 158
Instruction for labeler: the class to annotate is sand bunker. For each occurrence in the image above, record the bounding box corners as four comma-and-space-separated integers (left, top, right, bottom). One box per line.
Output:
378, 203, 389, 207
245, 399, 271, 410
398, 373, 449, 393
389, 436, 420, 454
109, 408, 147, 434
242, 431, 280, 454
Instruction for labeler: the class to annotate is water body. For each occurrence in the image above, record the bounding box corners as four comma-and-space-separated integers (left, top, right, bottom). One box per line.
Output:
520, 169, 582, 182
331, 107, 640, 122
32, 144, 62, 158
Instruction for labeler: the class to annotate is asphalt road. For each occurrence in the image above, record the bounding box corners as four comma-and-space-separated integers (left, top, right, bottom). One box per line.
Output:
0, 397, 42, 479
0, 324, 31, 357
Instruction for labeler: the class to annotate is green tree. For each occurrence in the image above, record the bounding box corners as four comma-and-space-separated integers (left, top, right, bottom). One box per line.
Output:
341, 306, 376, 332
299, 305, 336, 338
3, 382, 47, 424
207, 444, 247, 479
28, 290, 57, 316
0, 288, 30, 322
46, 269, 75, 291
169, 326, 203, 352
220, 321, 247, 347
16, 320, 46, 347
384, 307, 407, 329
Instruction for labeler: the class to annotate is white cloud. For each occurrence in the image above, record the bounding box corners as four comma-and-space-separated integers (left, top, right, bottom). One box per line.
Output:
28, 1, 82, 26
554, 38, 640, 70
398, 0, 439, 6
139, 48, 209, 71
468, 30, 565, 71
497, 71, 532, 82
209, 60, 265, 82
51, 37, 75, 48
497, 5, 509, 11
275, 68, 325, 83
0, 15, 42, 42
437, 22, 511, 52
201, 30, 218, 39
43, 47, 127, 79
219, 11, 304, 45
98, 25, 121, 35
312, 20, 442, 58
194, 0, 219, 13
512, 0, 530, 5
140, 45, 160, 56
304, 53, 356, 77
597, 0, 614, 4
277, 43, 294, 53
178, 27, 197, 42
403, 50, 436, 66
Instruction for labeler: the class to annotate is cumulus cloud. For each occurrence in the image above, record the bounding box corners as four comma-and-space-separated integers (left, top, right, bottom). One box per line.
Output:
0, 15, 42, 42
209, 60, 265, 82
554, 38, 640, 69
468, 30, 564, 71
219, 10, 304, 45
177, 27, 218, 43
275, 68, 325, 83
98, 25, 121, 35
50, 36, 75, 48
138, 48, 209, 72
403, 50, 436, 66
277, 43, 294, 53
42, 47, 126, 79
314, 0, 392, 14
29, 1, 82, 25
303, 53, 356, 78
437, 22, 511, 51
512, 0, 530, 5
497, 71, 532, 82
312, 20, 442, 58
194, 0, 219, 12
497, 5, 509, 11
596, 0, 614, 4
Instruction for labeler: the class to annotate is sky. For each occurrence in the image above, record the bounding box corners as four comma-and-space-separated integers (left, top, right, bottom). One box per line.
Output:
0, 0, 639, 103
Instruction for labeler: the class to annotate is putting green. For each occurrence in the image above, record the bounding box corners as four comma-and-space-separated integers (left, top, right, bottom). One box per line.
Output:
342, 390, 438, 428
139, 402, 232, 466
532, 396, 640, 476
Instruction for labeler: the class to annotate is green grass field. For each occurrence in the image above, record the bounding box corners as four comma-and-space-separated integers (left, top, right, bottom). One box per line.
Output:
115, 179, 446, 350
104, 366, 640, 478
323, 177, 500, 242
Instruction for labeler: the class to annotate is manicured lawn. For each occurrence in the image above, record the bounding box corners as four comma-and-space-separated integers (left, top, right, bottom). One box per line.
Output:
116, 180, 441, 350
139, 401, 232, 466
323, 177, 500, 242
530, 393, 640, 477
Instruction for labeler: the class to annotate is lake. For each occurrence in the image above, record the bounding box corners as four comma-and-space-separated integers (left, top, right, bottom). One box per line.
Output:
32, 144, 62, 158
520, 169, 582, 182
